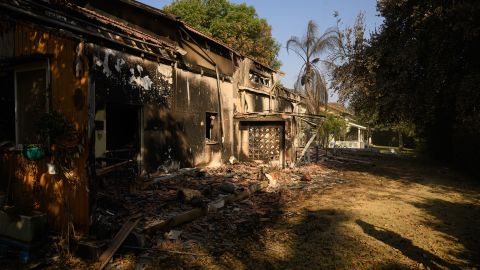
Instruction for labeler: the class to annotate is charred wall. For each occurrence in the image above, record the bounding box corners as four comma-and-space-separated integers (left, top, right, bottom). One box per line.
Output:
175, 69, 234, 166
278, 97, 295, 113
90, 45, 235, 170
91, 46, 173, 106
0, 21, 90, 230
243, 92, 270, 113
89, 46, 196, 171
180, 39, 235, 76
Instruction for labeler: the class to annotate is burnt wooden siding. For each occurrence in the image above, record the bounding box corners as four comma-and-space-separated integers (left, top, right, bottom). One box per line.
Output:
0, 22, 90, 231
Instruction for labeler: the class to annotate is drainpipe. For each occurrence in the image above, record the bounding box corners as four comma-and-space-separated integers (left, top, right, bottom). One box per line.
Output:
87, 60, 97, 227
229, 52, 236, 157
269, 85, 273, 113
214, 65, 225, 153
269, 79, 278, 113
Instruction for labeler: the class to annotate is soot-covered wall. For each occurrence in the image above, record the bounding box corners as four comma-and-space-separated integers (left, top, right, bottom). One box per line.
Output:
91, 46, 173, 106
90, 46, 193, 171
175, 69, 234, 166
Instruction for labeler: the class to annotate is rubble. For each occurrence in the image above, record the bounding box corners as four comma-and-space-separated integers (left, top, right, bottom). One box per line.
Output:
177, 188, 203, 203
300, 173, 313, 181
218, 182, 237, 194
164, 230, 182, 240
82, 160, 350, 269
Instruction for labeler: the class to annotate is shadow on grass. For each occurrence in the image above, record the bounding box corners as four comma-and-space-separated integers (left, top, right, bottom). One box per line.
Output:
181, 208, 412, 270
328, 153, 480, 199
356, 219, 460, 270
413, 199, 480, 267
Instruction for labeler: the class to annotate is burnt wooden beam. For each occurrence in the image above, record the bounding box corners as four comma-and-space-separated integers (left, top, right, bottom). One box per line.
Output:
97, 215, 141, 270
296, 132, 318, 166
141, 181, 268, 235
141, 168, 197, 189
95, 160, 133, 177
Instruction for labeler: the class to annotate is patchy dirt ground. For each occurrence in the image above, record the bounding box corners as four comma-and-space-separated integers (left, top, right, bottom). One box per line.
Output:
151, 155, 480, 270
3, 153, 480, 270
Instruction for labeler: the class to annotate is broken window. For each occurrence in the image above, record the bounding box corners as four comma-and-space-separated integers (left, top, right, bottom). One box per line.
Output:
249, 71, 271, 87
205, 112, 219, 142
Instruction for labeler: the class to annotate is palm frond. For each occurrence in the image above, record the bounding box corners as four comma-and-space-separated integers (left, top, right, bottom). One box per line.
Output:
286, 36, 306, 56
312, 27, 340, 56
288, 20, 339, 114
305, 20, 318, 53
286, 45, 308, 63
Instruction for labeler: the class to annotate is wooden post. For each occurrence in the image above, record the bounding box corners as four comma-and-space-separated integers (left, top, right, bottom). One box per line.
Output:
295, 132, 317, 166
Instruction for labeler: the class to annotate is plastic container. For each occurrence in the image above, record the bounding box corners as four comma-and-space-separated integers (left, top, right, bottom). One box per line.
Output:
22, 145, 45, 161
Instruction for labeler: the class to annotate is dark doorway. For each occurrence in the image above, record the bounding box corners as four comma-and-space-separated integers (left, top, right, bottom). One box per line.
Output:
106, 103, 140, 160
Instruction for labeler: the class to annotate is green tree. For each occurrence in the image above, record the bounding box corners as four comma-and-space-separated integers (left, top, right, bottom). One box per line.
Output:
317, 114, 348, 149
331, 13, 372, 114
372, 0, 480, 167
287, 21, 339, 114
164, 0, 281, 69
332, 1, 480, 175
331, 12, 417, 150
331, 12, 384, 147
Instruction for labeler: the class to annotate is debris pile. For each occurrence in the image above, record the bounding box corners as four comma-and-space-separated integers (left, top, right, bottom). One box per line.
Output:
82, 161, 351, 268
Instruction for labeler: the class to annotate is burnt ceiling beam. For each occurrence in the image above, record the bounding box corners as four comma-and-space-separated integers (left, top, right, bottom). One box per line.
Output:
0, 1, 175, 63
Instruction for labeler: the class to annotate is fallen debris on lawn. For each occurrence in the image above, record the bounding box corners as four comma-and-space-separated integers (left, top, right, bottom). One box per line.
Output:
27, 160, 350, 269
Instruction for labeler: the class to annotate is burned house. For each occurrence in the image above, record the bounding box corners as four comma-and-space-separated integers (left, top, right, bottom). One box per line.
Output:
0, 0, 305, 231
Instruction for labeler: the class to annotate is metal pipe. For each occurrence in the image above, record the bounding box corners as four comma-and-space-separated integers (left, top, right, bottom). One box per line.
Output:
215, 65, 225, 151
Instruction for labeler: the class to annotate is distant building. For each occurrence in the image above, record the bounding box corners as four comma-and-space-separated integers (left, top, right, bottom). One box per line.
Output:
323, 103, 368, 149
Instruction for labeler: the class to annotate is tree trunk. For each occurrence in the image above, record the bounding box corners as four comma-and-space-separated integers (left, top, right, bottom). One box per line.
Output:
398, 130, 404, 152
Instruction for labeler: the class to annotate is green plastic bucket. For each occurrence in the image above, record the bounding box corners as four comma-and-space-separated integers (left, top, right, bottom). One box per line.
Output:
22, 145, 46, 161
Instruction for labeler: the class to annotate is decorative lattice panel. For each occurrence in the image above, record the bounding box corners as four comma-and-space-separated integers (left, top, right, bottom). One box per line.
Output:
248, 125, 282, 161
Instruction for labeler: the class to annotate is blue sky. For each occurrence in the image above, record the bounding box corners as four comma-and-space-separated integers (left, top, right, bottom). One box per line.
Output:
138, 0, 383, 101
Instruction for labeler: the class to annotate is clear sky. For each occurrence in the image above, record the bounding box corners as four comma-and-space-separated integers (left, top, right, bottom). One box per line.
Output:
138, 0, 383, 101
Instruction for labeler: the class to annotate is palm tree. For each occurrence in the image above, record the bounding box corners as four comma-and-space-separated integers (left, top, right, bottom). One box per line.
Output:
287, 20, 339, 114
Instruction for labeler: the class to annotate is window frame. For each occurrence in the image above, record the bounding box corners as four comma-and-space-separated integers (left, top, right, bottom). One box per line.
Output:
249, 71, 271, 88
14, 60, 50, 147
205, 111, 219, 144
